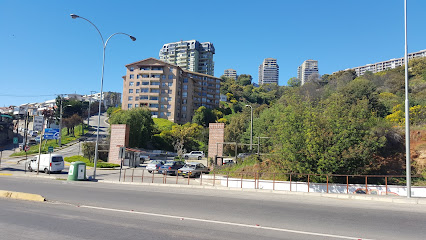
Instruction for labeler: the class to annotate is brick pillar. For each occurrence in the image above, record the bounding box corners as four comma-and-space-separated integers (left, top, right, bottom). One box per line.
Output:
208, 123, 225, 164
108, 124, 129, 165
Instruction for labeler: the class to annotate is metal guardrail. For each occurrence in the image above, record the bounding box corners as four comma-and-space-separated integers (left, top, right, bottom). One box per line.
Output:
120, 169, 422, 196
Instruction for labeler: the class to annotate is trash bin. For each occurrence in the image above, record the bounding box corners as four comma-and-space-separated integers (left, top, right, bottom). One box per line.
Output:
68, 161, 87, 181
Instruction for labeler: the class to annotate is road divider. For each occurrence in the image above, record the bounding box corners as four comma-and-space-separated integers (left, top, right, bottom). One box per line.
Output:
0, 190, 45, 202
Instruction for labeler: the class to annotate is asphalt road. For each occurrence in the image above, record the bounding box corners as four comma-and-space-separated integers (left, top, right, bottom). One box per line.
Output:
1, 176, 426, 240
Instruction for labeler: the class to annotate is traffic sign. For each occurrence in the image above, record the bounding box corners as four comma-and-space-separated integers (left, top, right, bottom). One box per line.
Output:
48, 146, 54, 153
13, 137, 18, 144
24, 145, 30, 151
44, 128, 60, 140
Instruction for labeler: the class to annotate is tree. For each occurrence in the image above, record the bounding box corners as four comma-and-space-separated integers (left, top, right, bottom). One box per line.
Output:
287, 77, 300, 87
237, 74, 252, 86
109, 108, 154, 148
169, 123, 203, 157
192, 106, 216, 127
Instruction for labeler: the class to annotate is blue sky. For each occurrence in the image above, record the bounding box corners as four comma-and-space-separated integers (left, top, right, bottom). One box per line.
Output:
1, 0, 425, 107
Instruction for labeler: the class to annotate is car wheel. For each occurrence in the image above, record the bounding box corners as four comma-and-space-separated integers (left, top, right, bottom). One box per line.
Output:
198, 156, 201, 160
28, 165, 33, 172
44, 168, 49, 174
148, 170, 152, 173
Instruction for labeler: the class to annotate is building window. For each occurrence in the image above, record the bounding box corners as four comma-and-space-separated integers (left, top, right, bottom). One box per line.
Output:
140, 67, 150, 71
161, 82, 167, 87
182, 99, 187, 104
169, 67, 173, 71
130, 74, 134, 79
128, 96, 133, 101
152, 74, 161, 78
142, 81, 149, 85
168, 75, 173, 80
168, 82, 173, 87
150, 96, 158, 101
182, 106, 187, 111
135, 96, 139, 101
136, 89, 140, 93
182, 92, 187, 97
130, 67, 134, 72
129, 89, 133, 93
151, 89, 160, 93
168, 97, 172, 101
161, 89, 166, 94
142, 74, 149, 78
128, 104, 132, 109
166, 112, 171, 116
136, 82, 140, 86
149, 104, 159, 108
150, 82, 160, 85
134, 104, 139, 108
140, 95, 148, 100
162, 75, 166, 79
141, 88, 149, 93
137, 75, 140, 79
183, 78, 188, 83
152, 67, 163, 70
151, 111, 158, 116
167, 105, 171, 109
183, 85, 188, 90
129, 82, 134, 86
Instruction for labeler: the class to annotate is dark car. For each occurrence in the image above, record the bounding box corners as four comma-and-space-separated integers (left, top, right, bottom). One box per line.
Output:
158, 161, 185, 175
178, 162, 209, 178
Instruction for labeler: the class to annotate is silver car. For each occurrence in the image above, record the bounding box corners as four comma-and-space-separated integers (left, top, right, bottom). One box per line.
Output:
146, 160, 165, 173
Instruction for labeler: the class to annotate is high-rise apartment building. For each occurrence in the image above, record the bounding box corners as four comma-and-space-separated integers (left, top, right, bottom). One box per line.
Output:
159, 40, 215, 76
258, 58, 279, 85
344, 49, 426, 76
223, 69, 237, 80
122, 58, 221, 124
297, 60, 319, 85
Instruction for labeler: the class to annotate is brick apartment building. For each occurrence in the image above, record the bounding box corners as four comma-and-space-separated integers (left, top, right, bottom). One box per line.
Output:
122, 58, 221, 124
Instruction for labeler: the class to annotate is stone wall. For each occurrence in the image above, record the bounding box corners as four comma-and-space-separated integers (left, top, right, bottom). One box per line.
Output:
108, 124, 129, 164
208, 123, 225, 164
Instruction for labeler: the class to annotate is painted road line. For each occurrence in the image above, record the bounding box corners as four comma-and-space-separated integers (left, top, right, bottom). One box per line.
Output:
80, 205, 373, 240
0, 173, 13, 176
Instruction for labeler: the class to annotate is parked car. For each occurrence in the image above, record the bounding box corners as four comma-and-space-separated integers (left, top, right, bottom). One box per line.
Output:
223, 158, 235, 165
183, 151, 205, 160
28, 139, 37, 145
27, 154, 64, 174
146, 160, 166, 173
158, 161, 185, 175
237, 152, 254, 160
35, 136, 41, 143
178, 162, 209, 178
139, 153, 150, 163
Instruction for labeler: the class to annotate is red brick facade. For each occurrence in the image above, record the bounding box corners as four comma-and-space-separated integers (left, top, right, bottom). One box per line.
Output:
208, 123, 225, 162
108, 124, 130, 164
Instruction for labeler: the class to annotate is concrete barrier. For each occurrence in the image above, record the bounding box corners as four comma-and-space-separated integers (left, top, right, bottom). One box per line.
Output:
0, 190, 45, 202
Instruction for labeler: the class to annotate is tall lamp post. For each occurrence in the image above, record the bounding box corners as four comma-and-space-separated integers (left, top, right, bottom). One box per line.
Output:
403, 0, 411, 198
70, 14, 136, 180
245, 105, 253, 151
87, 90, 96, 129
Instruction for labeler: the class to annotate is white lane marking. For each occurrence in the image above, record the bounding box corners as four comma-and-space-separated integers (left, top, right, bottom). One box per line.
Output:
80, 205, 373, 240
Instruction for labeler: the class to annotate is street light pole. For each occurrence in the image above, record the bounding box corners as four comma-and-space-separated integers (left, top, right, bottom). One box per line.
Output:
404, 0, 411, 198
71, 14, 136, 180
87, 90, 96, 130
59, 96, 63, 147
245, 105, 253, 151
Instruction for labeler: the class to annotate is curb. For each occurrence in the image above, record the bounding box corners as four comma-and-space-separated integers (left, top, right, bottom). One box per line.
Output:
0, 190, 45, 202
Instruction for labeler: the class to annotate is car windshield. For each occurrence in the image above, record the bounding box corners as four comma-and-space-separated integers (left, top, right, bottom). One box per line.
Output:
150, 160, 162, 164
164, 163, 173, 166
183, 164, 196, 169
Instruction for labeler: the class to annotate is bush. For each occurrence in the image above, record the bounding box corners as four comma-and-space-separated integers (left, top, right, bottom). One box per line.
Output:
64, 155, 119, 168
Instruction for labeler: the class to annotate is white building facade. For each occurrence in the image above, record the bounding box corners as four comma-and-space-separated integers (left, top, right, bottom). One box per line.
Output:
258, 58, 279, 85
159, 40, 215, 76
298, 59, 319, 85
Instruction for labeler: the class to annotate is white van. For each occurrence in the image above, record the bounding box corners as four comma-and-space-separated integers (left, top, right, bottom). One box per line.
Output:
27, 154, 65, 174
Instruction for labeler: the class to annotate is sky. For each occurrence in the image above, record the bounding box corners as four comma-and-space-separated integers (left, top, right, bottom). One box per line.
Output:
1, 0, 426, 107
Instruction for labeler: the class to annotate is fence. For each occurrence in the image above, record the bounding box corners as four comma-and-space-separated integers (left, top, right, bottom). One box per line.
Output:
119, 169, 425, 197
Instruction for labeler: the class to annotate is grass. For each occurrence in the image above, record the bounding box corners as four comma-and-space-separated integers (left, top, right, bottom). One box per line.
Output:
153, 118, 175, 131
64, 155, 120, 168
10, 125, 87, 157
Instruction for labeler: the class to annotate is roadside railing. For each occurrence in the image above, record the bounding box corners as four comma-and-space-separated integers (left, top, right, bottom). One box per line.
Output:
119, 169, 424, 197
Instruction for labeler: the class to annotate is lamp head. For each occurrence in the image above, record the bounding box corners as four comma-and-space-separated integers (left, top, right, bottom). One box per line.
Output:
130, 36, 136, 41
70, 14, 80, 19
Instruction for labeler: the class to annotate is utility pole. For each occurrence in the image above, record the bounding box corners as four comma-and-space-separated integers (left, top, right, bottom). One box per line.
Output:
59, 95, 63, 147
87, 91, 96, 130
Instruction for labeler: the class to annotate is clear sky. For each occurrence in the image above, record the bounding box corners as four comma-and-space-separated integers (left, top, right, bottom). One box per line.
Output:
1, 0, 425, 107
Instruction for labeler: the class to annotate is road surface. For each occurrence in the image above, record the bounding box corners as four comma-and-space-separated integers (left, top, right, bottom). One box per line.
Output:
1, 176, 426, 240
